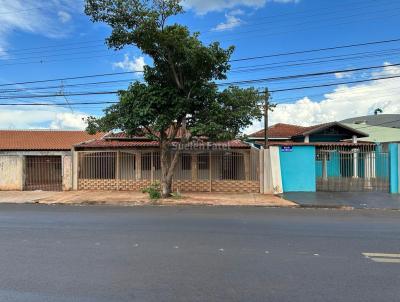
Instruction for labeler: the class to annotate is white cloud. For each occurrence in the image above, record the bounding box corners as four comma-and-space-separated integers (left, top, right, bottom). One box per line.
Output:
0, 106, 88, 130
212, 9, 245, 31
50, 112, 88, 129
183, 0, 299, 15
246, 62, 400, 133
58, 11, 72, 24
113, 55, 146, 73
334, 71, 354, 79
0, 0, 79, 56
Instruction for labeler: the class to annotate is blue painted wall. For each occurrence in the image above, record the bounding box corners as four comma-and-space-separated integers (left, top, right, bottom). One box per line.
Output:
315, 151, 341, 178
280, 146, 316, 192
389, 143, 398, 194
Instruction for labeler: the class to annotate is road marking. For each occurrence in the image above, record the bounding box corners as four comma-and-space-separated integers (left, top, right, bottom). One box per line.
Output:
362, 253, 400, 264
363, 253, 400, 258
369, 258, 400, 263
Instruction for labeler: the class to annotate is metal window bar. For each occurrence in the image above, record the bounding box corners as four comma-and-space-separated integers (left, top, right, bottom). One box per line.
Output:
77, 149, 260, 183
316, 145, 389, 192
24, 156, 62, 191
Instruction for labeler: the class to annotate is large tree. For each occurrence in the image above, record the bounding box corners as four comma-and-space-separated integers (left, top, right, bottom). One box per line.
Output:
84, 0, 264, 197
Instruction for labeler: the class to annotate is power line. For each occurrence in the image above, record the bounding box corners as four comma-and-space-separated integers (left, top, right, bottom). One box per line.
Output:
269, 74, 400, 93
0, 101, 118, 106
0, 71, 139, 88
230, 37, 400, 62
208, 8, 400, 44
207, 4, 400, 40
2, 73, 400, 105
219, 62, 400, 86
231, 48, 400, 72
8, 48, 396, 93
0, 36, 399, 87
0, 91, 119, 100
0, 62, 399, 99
204, 0, 392, 37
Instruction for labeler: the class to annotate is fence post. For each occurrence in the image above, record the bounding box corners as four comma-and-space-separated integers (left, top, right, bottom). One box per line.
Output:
72, 150, 78, 190
116, 151, 121, 190
389, 143, 399, 194
151, 151, 154, 183
259, 148, 264, 194
135, 152, 142, 180
244, 151, 250, 181
352, 149, 359, 178
192, 153, 198, 181
209, 151, 212, 192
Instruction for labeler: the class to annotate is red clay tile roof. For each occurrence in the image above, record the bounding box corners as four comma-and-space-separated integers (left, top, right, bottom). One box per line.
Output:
249, 123, 307, 138
104, 128, 194, 140
0, 130, 104, 151
76, 139, 250, 149
267, 141, 374, 147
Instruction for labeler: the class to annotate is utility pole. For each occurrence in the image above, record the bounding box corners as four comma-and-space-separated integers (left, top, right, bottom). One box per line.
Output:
264, 89, 270, 148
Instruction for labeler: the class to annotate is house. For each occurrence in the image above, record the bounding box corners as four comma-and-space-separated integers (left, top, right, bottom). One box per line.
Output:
72, 132, 261, 193
0, 130, 103, 191
247, 122, 369, 146
1, 123, 399, 196
343, 123, 400, 143
248, 122, 394, 194
341, 114, 400, 129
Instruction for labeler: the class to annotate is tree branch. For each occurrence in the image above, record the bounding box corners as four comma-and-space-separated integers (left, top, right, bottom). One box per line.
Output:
166, 51, 183, 89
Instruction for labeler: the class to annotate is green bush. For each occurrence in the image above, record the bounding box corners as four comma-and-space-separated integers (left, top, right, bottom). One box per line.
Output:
142, 182, 161, 200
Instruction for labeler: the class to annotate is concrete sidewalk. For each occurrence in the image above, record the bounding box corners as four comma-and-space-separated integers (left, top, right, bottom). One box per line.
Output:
283, 192, 400, 210
0, 191, 297, 207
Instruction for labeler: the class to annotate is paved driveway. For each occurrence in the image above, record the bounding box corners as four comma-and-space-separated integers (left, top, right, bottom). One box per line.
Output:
283, 192, 400, 209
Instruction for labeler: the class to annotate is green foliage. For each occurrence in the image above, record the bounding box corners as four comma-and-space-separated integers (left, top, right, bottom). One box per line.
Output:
84, 0, 263, 141
171, 191, 182, 199
84, 0, 266, 196
142, 182, 161, 200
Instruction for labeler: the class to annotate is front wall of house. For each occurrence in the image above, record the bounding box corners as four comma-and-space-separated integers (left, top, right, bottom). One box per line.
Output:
75, 148, 260, 193
77, 179, 260, 193
0, 156, 24, 190
279, 146, 316, 192
62, 155, 73, 191
0, 151, 72, 191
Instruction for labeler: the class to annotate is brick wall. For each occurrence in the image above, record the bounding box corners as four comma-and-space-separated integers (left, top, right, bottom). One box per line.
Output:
78, 179, 259, 193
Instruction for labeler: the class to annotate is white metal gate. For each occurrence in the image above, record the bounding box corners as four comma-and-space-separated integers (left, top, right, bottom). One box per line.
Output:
316, 145, 389, 192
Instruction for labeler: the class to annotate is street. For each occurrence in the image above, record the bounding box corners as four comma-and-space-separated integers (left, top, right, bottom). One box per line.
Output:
0, 205, 399, 302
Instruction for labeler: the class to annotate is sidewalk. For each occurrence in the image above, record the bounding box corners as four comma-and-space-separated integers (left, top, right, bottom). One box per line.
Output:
0, 191, 297, 207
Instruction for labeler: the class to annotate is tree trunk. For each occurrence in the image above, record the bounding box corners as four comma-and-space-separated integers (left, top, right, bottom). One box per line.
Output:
160, 141, 180, 198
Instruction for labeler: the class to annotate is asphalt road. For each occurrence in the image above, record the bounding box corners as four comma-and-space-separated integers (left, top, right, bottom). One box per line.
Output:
0, 205, 399, 302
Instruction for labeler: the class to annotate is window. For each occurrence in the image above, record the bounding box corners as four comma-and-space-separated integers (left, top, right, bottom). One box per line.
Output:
181, 153, 192, 170
141, 152, 161, 171
198, 153, 209, 170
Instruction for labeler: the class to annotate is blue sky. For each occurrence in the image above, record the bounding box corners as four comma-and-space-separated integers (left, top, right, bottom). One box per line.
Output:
0, 0, 400, 131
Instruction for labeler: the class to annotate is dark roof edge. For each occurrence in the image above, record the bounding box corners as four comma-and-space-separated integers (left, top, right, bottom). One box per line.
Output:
300, 122, 369, 137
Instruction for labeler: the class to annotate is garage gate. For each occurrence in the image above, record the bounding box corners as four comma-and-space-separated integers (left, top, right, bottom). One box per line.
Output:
24, 156, 62, 191
316, 145, 389, 192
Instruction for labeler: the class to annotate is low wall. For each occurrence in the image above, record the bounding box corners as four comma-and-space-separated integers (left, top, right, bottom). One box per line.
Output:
0, 156, 24, 190
389, 143, 399, 194
78, 179, 260, 193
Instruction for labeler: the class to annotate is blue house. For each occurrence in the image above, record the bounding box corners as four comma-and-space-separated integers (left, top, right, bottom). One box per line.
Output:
249, 122, 394, 194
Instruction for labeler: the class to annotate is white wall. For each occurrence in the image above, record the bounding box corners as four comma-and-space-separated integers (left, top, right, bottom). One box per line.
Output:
0, 156, 24, 190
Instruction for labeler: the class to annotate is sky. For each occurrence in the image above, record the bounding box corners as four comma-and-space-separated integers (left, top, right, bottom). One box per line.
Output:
0, 0, 400, 133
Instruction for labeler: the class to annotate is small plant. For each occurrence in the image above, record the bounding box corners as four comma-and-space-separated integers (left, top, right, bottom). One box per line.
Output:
142, 182, 161, 200
171, 190, 182, 200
